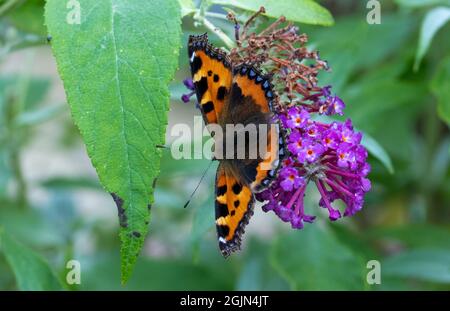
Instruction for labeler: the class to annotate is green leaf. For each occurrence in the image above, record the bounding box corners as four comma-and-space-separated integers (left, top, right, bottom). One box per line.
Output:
395, 0, 450, 8
0, 228, 62, 290
270, 225, 366, 290
431, 56, 450, 125
343, 79, 427, 132
414, 7, 450, 71
45, 0, 182, 283
7, 0, 47, 36
178, 0, 196, 17
0, 150, 11, 198
366, 224, 450, 250
212, 0, 334, 26
0, 208, 67, 248
383, 249, 450, 284
329, 223, 378, 260
190, 196, 215, 244
236, 239, 290, 290
0, 76, 50, 111
361, 132, 394, 174
15, 104, 66, 127
428, 138, 450, 189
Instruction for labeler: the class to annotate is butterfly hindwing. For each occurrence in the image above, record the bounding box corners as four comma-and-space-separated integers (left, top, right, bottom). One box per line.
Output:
215, 163, 254, 257
188, 34, 232, 125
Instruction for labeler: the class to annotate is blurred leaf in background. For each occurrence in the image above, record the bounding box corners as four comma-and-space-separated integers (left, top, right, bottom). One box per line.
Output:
0, 228, 62, 290
414, 6, 450, 71
6, 0, 46, 36
271, 225, 367, 290
431, 56, 450, 125
212, 0, 334, 26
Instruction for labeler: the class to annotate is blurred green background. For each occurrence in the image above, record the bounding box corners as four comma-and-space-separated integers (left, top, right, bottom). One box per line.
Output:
1, 0, 450, 290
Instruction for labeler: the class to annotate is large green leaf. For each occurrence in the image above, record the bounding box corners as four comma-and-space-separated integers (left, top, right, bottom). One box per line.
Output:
431, 56, 450, 125
212, 0, 334, 26
0, 228, 62, 290
45, 0, 181, 283
414, 7, 450, 70
270, 225, 366, 290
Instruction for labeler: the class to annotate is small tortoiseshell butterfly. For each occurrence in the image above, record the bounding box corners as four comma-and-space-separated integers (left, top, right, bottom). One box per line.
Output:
188, 34, 285, 257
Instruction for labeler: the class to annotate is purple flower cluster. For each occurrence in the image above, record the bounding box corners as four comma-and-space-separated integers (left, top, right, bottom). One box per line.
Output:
256, 99, 371, 229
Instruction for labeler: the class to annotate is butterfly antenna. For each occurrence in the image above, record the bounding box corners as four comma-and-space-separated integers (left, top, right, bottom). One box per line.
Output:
183, 159, 215, 209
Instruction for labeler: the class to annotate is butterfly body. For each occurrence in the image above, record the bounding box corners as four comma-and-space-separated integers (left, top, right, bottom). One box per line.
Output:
188, 34, 285, 257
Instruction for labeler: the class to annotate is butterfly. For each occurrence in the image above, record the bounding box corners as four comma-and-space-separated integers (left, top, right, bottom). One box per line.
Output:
188, 33, 285, 257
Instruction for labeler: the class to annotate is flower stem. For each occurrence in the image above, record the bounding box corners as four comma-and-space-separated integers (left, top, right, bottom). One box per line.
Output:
326, 168, 360, 179
325, 177, 354, 198
285, 185, 303, 210
293, 185, 306, 214
315, 179, 331, 210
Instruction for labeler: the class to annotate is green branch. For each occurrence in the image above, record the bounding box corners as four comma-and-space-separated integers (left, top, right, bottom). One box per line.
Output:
0, 0, 24, 17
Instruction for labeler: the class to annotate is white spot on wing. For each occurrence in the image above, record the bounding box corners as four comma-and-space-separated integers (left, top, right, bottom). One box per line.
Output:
190, 52, 196, 63
219, 237, 227, 244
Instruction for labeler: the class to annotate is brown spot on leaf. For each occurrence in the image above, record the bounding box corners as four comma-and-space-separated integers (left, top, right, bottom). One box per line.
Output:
111, 193, 128, 228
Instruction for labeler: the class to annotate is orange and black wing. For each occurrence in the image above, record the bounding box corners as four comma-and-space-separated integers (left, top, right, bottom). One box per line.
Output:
229, 64, 286, 192
215, 163, 254, 257
214, 65, 286, 257
188, 34, 232, 125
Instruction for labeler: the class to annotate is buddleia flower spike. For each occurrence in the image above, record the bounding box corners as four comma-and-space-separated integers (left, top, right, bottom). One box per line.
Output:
227, 8, 371, 229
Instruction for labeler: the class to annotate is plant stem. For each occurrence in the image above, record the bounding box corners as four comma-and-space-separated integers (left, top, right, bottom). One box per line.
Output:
10, 145, 27, 209
201, 17, 235, 49
0, 0, 23, 17
0, 34, 46, 60
204, 11, 228, 21
4, 91, 28, 209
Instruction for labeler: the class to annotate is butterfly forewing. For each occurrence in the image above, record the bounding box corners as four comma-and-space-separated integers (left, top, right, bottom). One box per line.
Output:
188, 34, 232, 125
